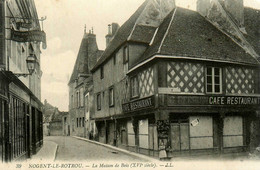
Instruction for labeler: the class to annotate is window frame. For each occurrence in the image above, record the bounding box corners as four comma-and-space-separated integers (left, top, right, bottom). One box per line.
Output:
97, 93, 101, 110
130, 75, 139, 98
123, 46, 129, 64
109, 87, 115, 107
206, 66, 222, 94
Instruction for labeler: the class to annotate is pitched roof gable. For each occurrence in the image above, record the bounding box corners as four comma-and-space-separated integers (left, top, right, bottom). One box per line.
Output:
91, 0, 149, 72
140, 7, 258, 66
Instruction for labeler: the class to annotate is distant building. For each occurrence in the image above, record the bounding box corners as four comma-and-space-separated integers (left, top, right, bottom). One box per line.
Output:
91, 0, 260, 158
0, 0, 45, 162
50, 111, 68, 136
68, 28, 103, 138
42, 100, 68, 136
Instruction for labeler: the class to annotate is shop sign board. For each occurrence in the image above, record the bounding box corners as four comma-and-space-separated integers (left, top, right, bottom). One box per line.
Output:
122, 96, 155, 113
167, 95, 260, 106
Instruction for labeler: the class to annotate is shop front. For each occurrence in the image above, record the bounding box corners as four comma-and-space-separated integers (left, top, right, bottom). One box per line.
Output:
158, 94, 260, 158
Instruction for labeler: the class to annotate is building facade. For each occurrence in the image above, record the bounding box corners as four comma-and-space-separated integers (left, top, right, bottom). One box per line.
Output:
91, 0, 260, 158
0, 0, 45, 162
68, 28, 103, 138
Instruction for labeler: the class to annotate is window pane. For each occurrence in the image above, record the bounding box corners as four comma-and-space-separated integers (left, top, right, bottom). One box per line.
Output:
215, 85, 220, 93
207, 67, 212, 76
215, 76, 220, 84
207, 85, 212, 92
215, 68, 220, 76
207, 76, 212, 84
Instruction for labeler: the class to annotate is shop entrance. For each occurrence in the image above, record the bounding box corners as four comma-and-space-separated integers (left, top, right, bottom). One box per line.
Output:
170, 120, 189, 151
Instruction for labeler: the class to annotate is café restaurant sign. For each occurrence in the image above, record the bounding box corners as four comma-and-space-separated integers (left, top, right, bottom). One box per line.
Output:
11, 29, 47, 49
122, 96, 155, 113
167, 95, 260, 106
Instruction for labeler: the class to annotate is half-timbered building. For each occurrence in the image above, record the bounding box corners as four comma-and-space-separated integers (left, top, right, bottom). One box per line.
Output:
91, 0, 260, 158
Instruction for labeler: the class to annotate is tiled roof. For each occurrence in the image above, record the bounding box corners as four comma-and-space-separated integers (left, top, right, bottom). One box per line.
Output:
244, 7, 260, 57
128, 25, 157, 43
139, 7, 258, 66
69, 36, 89, 84
91, 0, 149, 72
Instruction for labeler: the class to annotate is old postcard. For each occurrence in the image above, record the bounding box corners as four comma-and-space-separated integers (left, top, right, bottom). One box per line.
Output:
0, 0, 260, 170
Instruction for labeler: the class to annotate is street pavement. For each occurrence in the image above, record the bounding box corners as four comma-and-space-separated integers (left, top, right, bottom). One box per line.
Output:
45, 136, 145, 162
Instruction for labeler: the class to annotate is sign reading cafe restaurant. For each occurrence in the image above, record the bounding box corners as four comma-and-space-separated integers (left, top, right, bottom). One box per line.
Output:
167, 95, 260, 106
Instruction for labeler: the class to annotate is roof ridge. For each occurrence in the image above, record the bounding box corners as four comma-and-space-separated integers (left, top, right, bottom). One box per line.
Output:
157, 7, 177, 54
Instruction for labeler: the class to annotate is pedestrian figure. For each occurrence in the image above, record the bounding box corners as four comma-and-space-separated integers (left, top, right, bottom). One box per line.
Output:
159, 139, 167, 161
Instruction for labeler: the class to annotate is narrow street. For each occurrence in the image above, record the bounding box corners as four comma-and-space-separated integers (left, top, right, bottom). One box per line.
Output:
44, 136, 144, 162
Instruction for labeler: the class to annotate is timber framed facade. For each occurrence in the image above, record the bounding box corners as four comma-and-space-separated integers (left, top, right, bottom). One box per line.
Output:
91, 0, 260, 159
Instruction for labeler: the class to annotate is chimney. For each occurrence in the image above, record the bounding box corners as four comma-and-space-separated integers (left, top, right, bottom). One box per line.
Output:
105, 23, 120, 47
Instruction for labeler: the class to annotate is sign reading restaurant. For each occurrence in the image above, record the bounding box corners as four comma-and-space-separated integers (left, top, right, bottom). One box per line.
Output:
122, 96, 155, 113
167, 95, 260, 106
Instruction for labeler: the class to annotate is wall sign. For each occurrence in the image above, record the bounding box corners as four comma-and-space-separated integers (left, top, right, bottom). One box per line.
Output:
11, 29, 47, 49
122, 96, 154, 113
167, 95, 260, 106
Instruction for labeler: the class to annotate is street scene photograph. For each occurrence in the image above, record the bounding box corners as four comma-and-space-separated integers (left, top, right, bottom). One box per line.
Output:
0, 0, 260, 169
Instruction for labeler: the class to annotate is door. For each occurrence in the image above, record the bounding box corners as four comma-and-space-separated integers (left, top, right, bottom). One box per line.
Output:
170, 121, 189, 151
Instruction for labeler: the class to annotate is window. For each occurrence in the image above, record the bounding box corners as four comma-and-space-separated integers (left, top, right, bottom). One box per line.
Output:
206, 67, 222, 93
109, 87, 114, 107
100, 66, 104, 79
80, 88, 84, 107
77, 91, 80, 107
76, 118, 79, 127
97, 93, 101, 110
85, 94, 89, 112
82, 117, 85, 127
71, 95, 74, 109
131, 76, 139, 97
123, 46, 128, 63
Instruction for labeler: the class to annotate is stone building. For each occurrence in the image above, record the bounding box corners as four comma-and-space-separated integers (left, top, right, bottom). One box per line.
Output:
68, 28, 103, 138
0, 0, 45, 162
91, 0, 260, 158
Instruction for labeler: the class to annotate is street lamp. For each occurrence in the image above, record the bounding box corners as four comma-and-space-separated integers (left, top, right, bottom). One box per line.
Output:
14, 54, 37, 77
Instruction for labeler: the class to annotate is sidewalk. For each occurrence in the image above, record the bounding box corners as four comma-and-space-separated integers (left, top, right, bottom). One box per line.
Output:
73, 136, 160, 162
29, 140, 58, 162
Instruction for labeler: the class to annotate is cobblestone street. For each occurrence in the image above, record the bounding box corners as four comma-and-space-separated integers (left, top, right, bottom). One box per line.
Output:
45, 136, 144, 162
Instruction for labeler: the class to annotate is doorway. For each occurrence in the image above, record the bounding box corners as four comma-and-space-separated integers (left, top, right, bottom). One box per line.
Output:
170, 120, 190, 151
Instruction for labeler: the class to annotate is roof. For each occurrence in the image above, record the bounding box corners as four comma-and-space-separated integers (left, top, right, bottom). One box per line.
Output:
139, 7, 258, 66
69, 36, 89, 84
69, 33, 101, 84
128, 25, 157, 43
244, 7, 260, 57
91, 0, 150, 72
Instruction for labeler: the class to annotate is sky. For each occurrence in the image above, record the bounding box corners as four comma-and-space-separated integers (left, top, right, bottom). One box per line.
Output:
34, 0, 260, 111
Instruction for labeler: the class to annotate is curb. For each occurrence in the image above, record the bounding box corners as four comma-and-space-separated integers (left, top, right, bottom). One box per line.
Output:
72, 136, 160, 162
30, 140, 58, 162
53, 143, 58, 161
